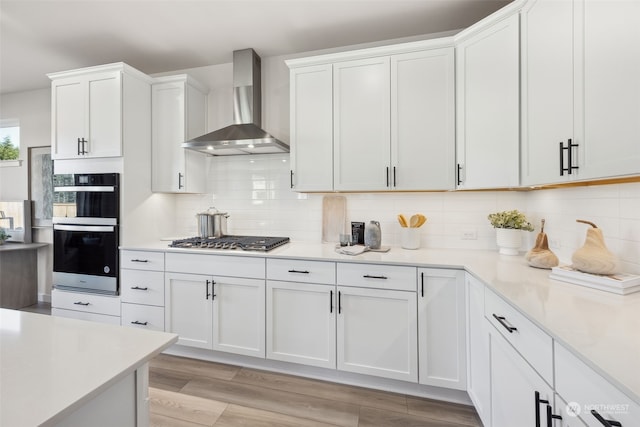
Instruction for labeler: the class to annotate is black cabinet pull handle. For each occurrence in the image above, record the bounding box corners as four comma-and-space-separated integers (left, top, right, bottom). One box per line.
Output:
212, 280, 216, 301
287, 269, 310, 274
546, 405, 562, 427
77, 138, 82, 156
386, 167, 390, 187
178, 172, 184, 189
330, 290, 333, 313
393, 166, 397, 187
457, 163, 463, 185
492, 313, 517, 333
131, 286, 148, 291
421, 272, 424, 297
338, 291, 342, 314
205, 280, 211, 300
535, 391, 549, 427
290, 170, 294, 188
131, 321, 148, 326
559, 141, 565, 176
591, 410, 622, 427
73, 301, 90, 306
131, 259, 149, 263
568, 138, 579, 175
363, 274, 388, 280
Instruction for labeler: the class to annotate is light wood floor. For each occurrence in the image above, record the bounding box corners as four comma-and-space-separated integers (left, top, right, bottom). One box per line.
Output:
149, 354, 482, 427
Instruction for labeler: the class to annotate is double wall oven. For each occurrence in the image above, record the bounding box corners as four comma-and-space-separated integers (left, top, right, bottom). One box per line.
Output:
53, 173, 120, 295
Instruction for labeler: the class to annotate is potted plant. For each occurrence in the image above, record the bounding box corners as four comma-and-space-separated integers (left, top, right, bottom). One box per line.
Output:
0, 228, 11, 245
487, 210, 534, 255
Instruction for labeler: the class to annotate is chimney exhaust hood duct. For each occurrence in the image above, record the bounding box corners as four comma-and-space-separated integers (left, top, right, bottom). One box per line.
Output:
182, 48, 289, 155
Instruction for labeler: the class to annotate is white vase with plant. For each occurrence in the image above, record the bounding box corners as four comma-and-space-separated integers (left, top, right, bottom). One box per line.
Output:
488, 210, 534, 255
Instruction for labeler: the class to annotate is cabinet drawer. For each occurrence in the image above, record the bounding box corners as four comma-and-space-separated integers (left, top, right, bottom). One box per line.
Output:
52, 308, 121, 325
166, 252, 265, 279
485, 289, 553, 384
267, 259, 335, 284
555, 343, 640, 426
52, 289, 121, 317
121, 303, 165, 332
337, 263, 416, 291
121, 250, 165, 271
120, 269, 164, 306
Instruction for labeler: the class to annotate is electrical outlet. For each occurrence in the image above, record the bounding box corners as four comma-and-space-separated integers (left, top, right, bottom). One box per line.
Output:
461, 229, 477, 240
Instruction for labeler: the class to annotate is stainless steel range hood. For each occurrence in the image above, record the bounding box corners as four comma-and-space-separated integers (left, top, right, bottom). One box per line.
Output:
182, 48, 289, 155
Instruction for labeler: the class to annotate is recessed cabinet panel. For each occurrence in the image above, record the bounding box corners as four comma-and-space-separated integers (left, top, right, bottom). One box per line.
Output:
520, 0, 575, 186
289, 64, 334, 191
456, 14, 520, 189
334, 57, 391, 191
392, 48, 455, 190
164, 272, 213, 349
53, 80, 85, 159
88, 75, 121, 157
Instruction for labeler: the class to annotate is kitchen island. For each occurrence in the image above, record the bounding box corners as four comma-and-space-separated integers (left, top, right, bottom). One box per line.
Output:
0, 309, 177, 426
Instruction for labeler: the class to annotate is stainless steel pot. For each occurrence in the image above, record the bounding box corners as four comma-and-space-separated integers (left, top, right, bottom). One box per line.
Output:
196, 208, 229, 238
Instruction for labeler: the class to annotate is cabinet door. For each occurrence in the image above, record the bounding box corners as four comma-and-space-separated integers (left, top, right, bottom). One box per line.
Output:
211, 276, 265, 358
334, 57, 390, 191
87, 72, 121, 158
52, 78, 85, 159
391, 48, 455, 190
521, 0, 575, 185
337, 286, 417, 382
466, 275, 491, 427
266, 280, 336, 369
417, 269, 466, 390
581, 0, 640, 180
456, 13, 520, 189
164, 273, 212, 349
489, 321, 554, 427
152, 81, 186, 192
289, 64, 334, 191
183, 82, 207, 193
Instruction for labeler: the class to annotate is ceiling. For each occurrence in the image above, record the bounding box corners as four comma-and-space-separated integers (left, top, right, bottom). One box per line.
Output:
0, 0, 511, 95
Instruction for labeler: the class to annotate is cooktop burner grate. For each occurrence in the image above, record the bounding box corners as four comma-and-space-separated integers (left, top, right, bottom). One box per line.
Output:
169, 235, 290, 252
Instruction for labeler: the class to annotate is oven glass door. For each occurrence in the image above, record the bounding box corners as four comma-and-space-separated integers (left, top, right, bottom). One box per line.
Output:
53, 224, 118, 278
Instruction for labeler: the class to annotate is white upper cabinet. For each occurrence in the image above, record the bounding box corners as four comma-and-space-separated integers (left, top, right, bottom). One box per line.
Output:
334, 56, 391, 191
455, 13, 520, 189
289, 64, 334, 192
287, 39, 456, 192
391, 48, 455, 191
520, 0, 576, 186
152, 75, 208, 193
580, 0, 640, 180
50, 68, 123, 159
521, 0, 640, 185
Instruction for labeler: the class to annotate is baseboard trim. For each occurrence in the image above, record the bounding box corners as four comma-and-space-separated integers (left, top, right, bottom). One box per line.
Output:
163, 345, 472, 406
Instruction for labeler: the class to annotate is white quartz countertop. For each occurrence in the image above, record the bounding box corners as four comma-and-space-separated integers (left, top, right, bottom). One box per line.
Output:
0, 309, 178, 427
125, 240, 640, 404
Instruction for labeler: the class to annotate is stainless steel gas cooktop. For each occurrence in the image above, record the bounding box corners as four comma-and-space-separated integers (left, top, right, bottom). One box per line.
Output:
169, 235, 290, 252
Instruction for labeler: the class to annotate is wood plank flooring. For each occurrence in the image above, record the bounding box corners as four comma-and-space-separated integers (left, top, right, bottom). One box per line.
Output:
149, 354, 482, 427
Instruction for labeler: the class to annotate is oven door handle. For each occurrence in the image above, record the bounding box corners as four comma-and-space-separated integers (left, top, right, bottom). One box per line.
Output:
54, 186, 116, 192
53, 224, 116, 232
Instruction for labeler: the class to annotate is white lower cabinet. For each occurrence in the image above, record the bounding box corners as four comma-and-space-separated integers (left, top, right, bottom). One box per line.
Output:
417, 268, 466, 390
52, 289, 121, 325
121, 303, 165, 331
120, 250, 165, 331
555, 342, 640, 427
164, 271, 265, 357
466, 274, 491, 427
164, 273, 213, 349
489, 322, 555, 427
336, 282, 418, 382
266, 280, 336, 368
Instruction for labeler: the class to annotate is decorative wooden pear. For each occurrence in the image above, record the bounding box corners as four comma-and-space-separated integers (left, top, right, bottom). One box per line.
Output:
525, 219, 559, 269
571, 219, 619, 275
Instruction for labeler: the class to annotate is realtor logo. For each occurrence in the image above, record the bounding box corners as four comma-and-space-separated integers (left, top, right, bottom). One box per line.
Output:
566, 402, 581, 417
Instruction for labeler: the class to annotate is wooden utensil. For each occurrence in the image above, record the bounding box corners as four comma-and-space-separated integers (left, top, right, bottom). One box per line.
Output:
398, 214, 408, 228
415, 214, 427, 228
409, 214, 420, 228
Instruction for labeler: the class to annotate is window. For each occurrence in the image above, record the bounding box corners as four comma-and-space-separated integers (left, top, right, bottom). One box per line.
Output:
0, 119, 20, 163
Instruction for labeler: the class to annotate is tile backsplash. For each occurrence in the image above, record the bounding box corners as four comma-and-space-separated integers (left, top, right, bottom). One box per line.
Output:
173, 153, 640, 274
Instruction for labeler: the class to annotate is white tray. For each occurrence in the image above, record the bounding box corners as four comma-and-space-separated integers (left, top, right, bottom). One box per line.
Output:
550, 265, 640, 295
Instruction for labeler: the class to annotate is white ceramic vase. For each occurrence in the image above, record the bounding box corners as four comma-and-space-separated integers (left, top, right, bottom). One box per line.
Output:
496, 228, 522, 255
